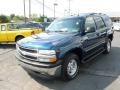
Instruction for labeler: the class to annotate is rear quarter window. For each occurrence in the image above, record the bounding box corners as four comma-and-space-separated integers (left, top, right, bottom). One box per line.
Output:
94, 16, 106, 29
1, 25, 6, 31
102, 16, 113, 28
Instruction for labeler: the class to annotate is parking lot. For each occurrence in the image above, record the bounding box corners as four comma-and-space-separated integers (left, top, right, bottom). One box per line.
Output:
0, 31, 120, 90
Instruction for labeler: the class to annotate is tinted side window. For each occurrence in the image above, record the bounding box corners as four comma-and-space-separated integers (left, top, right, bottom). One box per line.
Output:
103, 16, 112, 27
94, 16, 105, 29
85, 17, 96, 32
8, 24, 18, 30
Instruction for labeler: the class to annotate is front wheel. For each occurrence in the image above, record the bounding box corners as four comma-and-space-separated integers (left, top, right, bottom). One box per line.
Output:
103, 39, 111, 54
61, 53, 80, 81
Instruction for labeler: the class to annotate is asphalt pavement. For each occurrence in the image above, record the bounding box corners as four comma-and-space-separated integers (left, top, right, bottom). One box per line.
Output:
0, 31, 120, 90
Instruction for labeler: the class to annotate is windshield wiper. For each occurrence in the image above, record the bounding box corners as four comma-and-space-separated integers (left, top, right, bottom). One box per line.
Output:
45, 29, 68, 33
54, 30, 68, 32
45, 29, 50, 33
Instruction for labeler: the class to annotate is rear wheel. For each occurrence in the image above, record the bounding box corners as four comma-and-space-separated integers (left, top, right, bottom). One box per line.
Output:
61, 53, 80, 81
103, 39, 111, 54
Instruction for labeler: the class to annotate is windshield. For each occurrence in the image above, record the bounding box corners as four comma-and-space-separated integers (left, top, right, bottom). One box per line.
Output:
46, 18, 82, 32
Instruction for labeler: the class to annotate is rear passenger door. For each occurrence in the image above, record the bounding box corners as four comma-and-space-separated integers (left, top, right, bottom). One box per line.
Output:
93, 16, 107, 46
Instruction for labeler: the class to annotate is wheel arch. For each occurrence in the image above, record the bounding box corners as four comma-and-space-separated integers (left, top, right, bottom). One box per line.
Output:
108, 34, 113, 41
15, 35, 25, 42
61, 47, 84, 64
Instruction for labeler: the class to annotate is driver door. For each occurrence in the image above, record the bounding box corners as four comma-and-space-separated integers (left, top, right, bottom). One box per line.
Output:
82, 16, 100, 56
6, 24, 19, 42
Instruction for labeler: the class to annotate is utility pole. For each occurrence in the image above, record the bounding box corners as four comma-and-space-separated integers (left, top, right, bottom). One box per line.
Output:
53, 3, 58, 19
23, 0, 26, 23
68, 0, 71, 15
29, 0, 31, 20
43, 0, 44, 22
64, 9, 67, 16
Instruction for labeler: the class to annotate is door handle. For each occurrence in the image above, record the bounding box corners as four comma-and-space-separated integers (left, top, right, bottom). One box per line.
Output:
96, 33, 100, 36
80, 39, 84, 43
80, 36, 88, 43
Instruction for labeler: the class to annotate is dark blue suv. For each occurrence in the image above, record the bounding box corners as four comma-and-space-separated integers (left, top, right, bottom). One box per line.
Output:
16, 13, 114, 81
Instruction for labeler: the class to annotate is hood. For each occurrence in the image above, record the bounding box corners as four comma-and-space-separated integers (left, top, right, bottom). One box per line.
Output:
18, 32, 78, 50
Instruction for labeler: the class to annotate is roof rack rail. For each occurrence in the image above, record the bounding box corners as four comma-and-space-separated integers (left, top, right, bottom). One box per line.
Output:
89, 13, 97, 15
89, 13, 106, 15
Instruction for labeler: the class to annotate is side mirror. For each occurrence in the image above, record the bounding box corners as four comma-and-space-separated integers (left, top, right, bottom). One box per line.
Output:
85, 27, 95, 33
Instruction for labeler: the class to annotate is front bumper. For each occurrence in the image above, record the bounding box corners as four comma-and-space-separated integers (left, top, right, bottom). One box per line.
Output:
16, 54, 61, 77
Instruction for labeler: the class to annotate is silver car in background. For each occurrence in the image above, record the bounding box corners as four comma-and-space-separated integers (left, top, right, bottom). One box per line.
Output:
113, 22, 120, 31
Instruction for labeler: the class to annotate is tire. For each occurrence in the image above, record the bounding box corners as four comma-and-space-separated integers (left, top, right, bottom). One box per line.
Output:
103, 39, 111, 54
15, 37, 24, 42
61, 53, 80, 81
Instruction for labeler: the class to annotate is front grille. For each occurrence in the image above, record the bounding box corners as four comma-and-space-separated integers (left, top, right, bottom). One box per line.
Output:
19, 51, 37, 60
24, 55, 37, 60
17, 45, 38, 61
19, 46, 37, 53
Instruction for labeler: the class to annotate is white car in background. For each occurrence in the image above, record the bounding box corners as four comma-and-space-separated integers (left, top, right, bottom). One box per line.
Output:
113, 22, 120, 31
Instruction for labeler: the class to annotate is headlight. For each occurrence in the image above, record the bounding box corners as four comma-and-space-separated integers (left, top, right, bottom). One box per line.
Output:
38, 50, 56, 55
38, 50, 57, 63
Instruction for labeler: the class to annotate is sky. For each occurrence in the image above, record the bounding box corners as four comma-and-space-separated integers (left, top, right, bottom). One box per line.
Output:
0, 0, 120, 17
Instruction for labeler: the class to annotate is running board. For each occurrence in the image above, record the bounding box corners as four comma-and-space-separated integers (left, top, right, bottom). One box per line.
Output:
81, 49, 105, 63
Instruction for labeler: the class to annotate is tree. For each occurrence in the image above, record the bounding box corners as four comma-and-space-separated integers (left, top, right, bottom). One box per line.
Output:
30, 14, 46, 22
0, 15, 9, 23
31, 14, 38, 21
37, 16, 47, 22
10, 14, 15, 20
